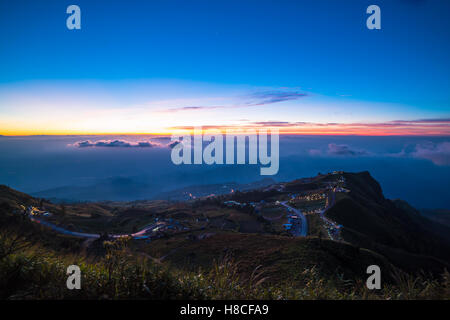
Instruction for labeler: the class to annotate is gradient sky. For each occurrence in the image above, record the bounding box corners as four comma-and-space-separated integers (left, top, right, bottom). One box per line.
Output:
0, 0, 449, 135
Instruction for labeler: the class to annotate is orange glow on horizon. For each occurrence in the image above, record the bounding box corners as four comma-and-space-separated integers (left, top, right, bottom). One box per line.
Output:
1, 123, 449, 137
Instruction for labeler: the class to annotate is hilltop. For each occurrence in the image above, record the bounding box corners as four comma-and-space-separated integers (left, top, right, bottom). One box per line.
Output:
325, 172, 450, 274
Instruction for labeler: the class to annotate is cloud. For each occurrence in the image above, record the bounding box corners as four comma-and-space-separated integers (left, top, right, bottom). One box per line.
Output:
327, 143, 368, 156
164, 105, 223, 112
244, 90, 308, 106
94, 140, 133, 148
250, 121, 308, 127
307, 144, 368, 157
137, 142, 154, 147
411, 141, 450, 166
162, 89, 308, 113
390, 118, 450, 124
74, 140, 159, 148
76, 141, 96, 148
167, 117, 450, 136
73, 138, 188, 149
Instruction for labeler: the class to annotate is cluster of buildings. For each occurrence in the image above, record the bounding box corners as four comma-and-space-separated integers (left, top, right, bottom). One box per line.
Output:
330, 175, 350, 193
283, 213, 299, 230
296, 192, 327, 202
282, 207, 304, 235
25, 205, 52, 217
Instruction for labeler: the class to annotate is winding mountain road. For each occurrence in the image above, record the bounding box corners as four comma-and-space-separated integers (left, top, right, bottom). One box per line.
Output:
30, 195, 321, 240
31, 217, 100, 238
30, 216, 158, 239
280, 201, 308, 237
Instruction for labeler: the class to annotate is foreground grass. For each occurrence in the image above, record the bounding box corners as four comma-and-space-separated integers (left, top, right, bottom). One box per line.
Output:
0, 234, 449, 300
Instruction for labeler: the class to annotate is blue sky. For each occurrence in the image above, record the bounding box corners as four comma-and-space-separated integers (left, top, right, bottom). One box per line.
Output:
0, 0, 449, 134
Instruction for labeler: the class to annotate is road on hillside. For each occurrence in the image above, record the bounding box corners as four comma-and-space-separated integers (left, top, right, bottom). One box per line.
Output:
280, 201, 308, 237
30, 216, 158, 239
30, 198, 318, 240
31, 217, 100, 238
317, 190, 341, 240
327, 190, 336, 209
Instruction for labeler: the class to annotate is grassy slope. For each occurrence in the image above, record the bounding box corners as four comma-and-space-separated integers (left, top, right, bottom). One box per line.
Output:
141, 232, 396, 285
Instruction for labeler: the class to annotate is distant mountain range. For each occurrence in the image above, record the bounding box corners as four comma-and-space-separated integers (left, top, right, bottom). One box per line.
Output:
153, 178, 276, 201
31, 176, 276, 203
31, 177, 155, 202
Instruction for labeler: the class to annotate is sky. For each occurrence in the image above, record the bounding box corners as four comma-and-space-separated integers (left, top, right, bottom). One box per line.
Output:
0, 1, 449, 208
0, 0, 449, 135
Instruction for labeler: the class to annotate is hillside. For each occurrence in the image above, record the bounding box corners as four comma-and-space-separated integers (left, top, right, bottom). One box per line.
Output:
140, 232, 395, 284
325, 171, 450, 274
0, 185, 37, 208
1, 171, 450, 299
